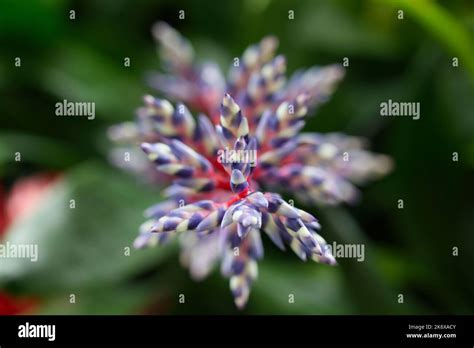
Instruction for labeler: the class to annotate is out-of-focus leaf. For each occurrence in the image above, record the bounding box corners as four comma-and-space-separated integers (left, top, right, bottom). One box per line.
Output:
0, 162, 174, 294
0, 0, 64, 45
40, 43, 144, 121
0, 132, 82, 173
320, 206, 409, 314
434, 65, 474, 167
294, 1, 402, 58
376, 0, 474, 82
37, 273, 173, 315
251, 260, 355, 314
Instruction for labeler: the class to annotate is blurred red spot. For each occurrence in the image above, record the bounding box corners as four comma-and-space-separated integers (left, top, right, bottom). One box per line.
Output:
0, 173, 60, 314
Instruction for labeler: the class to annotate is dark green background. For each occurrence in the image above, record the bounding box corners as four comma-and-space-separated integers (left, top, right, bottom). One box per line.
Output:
0, 0, 473, 314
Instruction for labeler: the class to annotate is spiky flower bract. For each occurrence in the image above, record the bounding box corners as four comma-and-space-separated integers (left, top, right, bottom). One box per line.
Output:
109, 22, 392, 309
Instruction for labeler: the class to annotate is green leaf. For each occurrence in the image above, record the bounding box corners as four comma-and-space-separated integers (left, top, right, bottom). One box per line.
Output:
37, 274, 172, 315
39, 43, 144, 121
294, 1, 402, 58
0, 132, 82, 173
376, 0, 474, 83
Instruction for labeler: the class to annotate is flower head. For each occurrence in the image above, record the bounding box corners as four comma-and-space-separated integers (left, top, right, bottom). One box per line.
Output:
110, 22, 392, 309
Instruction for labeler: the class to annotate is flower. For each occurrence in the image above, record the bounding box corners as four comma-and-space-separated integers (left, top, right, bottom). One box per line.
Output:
110, 22, 392, 309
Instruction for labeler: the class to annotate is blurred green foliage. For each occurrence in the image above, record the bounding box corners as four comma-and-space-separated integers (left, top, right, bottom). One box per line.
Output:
0, 0, 473, 314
